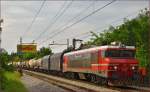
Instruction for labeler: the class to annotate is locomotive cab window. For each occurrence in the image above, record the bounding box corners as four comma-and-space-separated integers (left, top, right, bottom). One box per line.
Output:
105, 49, 135, 58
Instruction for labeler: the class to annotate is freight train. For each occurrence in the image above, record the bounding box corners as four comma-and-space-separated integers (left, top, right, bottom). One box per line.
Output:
16, 44, 139, 86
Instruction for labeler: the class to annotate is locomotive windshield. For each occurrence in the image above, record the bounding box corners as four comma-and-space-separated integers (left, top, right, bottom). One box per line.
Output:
105, 49, 135, 58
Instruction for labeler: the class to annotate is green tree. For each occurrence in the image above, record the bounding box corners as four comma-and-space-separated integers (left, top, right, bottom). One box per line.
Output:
0, 52, 10, 68
36, 47, 52, 58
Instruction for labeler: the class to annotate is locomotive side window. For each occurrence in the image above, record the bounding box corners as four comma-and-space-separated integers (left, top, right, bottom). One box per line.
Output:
91, 51, 98, 64
68, 52, 91, 68
105, 50, 135, 58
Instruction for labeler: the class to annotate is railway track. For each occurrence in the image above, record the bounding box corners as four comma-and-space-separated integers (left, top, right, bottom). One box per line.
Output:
23, 70, 148, 92
23, 70, 116, 92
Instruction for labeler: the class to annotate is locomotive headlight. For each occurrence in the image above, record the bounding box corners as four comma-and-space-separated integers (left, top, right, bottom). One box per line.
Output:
108, 66, 118, 70
132, 66, 135, 70
114, 66, 117, 70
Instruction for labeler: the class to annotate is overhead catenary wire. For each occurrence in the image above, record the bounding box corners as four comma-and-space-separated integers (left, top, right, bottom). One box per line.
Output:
34, 0, 74, 41
35, 1, 96, 42
39, 0, 116, 45
40, 8, 148, 51
22, 0, 46, 38
47, 9, 141, 47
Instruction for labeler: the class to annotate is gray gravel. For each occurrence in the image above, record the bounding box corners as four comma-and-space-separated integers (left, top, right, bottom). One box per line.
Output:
21, 74, 70, 92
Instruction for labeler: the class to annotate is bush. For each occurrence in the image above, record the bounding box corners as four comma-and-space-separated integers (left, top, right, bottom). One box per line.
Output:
3, 65, 15, 72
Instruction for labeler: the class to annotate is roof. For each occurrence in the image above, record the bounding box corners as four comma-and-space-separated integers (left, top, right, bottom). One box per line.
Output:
64, 45, 135, 56
100, 45, 135, 49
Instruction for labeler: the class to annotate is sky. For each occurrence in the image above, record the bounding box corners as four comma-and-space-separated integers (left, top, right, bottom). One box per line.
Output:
1, 0, 149, 53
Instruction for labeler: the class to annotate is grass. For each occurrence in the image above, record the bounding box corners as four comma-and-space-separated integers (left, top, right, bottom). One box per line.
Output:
2, 71, 27, 92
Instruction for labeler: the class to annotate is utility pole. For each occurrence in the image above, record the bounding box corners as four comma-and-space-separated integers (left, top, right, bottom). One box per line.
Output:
0, 19, 3, 49
18, 37, 23, 75
0, 19, 3, 90
148, 0, 150, 84
20, 37, 22, 45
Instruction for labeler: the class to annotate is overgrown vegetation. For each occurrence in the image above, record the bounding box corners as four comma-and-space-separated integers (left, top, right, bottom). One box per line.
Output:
0, 52, 27, 92
0, 52, 14, 71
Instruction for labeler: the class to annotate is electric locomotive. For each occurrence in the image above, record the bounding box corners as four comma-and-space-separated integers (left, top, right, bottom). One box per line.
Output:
63, 44, 139, 85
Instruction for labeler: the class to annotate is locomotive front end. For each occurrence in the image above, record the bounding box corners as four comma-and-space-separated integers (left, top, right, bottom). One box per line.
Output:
101, 45, 139, 86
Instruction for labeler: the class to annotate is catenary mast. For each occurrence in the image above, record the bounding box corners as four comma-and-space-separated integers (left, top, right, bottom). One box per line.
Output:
0, 19, 3, 49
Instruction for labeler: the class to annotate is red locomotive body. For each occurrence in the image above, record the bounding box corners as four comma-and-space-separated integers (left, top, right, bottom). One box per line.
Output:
63, 45, 139, 85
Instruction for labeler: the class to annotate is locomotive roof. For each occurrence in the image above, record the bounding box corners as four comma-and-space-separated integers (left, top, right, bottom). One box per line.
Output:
100, 45, 135, 49
64, 45, 135, 56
